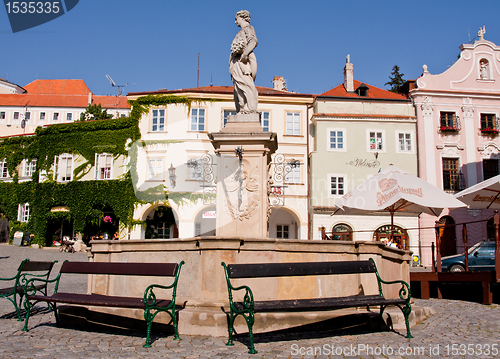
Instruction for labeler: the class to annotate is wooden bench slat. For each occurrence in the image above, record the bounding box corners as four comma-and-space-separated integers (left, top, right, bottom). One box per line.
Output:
235, 294, 407, 312
60, 262, 178, 276
26, 293, 173, 309
228, 260, 376, 278
0, 284, 46, 295
20, 261, 55, 272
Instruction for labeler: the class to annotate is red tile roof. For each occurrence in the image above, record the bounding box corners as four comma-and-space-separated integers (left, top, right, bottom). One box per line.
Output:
128, 85, 315, 98
24, 79, 91, 95
319, 80, 408, 100
0, 79, 130, 109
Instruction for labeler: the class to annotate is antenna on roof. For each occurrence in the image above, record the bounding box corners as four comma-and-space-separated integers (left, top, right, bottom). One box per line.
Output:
106, 75, 134, 116
106, 74, 130, 96
197, 53, 200, 87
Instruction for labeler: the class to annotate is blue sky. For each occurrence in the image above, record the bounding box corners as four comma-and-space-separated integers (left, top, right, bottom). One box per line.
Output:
1, 0, 499, 96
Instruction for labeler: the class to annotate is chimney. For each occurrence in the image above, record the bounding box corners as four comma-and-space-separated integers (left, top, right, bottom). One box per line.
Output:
344, 54, 354, 93
273, 76, 286, 91
88, 92, 93, 105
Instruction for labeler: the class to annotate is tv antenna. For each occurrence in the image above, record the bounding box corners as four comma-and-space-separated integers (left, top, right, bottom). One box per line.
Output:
106, 75, 132, 97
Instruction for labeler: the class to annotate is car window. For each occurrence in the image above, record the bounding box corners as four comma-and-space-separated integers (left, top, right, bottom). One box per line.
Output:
476, 243, 495, 257
467, 242, 483, 254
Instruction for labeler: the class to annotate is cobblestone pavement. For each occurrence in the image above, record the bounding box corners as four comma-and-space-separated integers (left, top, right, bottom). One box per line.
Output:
1, 244, 500, 358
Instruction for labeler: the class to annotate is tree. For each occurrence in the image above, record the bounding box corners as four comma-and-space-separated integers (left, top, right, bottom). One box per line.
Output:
79, 103, 113, 121
385, 65, 406, 93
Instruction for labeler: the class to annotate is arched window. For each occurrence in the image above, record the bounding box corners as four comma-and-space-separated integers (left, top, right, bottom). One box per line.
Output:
331, 223, 352, 241
373, 225, 409, 250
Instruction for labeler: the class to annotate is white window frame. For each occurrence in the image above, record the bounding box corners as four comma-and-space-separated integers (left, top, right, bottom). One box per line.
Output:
285, 162, 301, 184
195, 222, 202, 236
329, 174, 347, 197
0, 159, 9, 178
285, 112, 301, 135
24, 112, 31, 122
39, 112, 46, 121
13, 111, 20, 123
53, 112, 59, 121
18, 203, 30, 223
276, 224, 289, 239
396, 131, 414, 153
223, 109, 237, 127
151, 109, 165, 132
327, 128, 346, 151
260, 111, 270, 132
191, 108, 205, 131
95, 153, 113, 180
148, 158, 163, 181
0, 111, 5, 122
22, 159, 37, 178
367, 129, 385, 152
54, 153, 73, 182
66, 113, 73, 122
155, 222, 172, 239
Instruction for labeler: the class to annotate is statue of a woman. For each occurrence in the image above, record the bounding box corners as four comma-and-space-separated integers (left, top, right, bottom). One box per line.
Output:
229, 10, 258, 114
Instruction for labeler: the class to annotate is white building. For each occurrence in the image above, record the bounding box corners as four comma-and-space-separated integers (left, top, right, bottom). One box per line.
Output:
127, 79, 315, 240
0, 79, 130, 137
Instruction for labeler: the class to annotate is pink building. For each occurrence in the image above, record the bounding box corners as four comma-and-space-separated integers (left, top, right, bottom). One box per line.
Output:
410, 28, 500, 266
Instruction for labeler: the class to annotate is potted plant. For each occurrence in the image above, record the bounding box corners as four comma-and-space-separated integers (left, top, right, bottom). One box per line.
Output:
480, 127, 499, 136
439, 125, 459, 133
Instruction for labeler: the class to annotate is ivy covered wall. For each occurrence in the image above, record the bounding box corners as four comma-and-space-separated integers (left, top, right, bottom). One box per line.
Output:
0, 117, 140, 245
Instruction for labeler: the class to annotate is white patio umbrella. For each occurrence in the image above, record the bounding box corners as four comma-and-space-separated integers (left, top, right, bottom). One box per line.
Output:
454, 174, 500, 279
454, 173, 500, 209
333, 165, 466, 232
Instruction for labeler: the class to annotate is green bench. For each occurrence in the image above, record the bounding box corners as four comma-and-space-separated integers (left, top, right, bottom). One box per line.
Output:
222, 258, 412, 354
22, 260, 184, 347
0, 258, 56, 320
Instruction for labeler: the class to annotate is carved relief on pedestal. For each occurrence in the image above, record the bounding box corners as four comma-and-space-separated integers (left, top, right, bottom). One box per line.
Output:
223, 158, 260, 221
420, 96, 434, 117
478, 143, 500, 159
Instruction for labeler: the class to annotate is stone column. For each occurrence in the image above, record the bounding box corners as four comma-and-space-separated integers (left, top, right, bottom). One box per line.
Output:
462, 99, 477, 186
209, 113, 277, 238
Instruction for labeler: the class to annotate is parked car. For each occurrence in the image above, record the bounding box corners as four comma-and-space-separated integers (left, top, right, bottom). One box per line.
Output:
441, 241, 496, 272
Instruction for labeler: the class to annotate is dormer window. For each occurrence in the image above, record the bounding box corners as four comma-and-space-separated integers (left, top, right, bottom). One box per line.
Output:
356, 83, 369, 97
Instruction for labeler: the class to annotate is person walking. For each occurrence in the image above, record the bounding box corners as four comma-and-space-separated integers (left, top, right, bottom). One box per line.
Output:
0, 213, 9, 243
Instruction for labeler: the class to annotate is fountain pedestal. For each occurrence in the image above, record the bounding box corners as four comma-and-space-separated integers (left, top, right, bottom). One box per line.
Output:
209, 113, 277, 238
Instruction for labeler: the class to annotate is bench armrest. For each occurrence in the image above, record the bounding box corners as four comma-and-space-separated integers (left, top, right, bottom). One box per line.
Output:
376, 277, 411, 302
143, 261, 184, 307
370, 258, 411, 303
221, 262, 254, 312
23, 261, 67, 297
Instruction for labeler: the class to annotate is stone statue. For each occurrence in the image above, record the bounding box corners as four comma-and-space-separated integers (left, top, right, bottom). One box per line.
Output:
480, 59, 489, 80
229, 10, 258, 114
478, 26, 486, 41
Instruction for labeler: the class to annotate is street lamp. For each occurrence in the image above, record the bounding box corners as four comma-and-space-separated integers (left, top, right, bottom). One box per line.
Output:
168, 163, 176, 188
